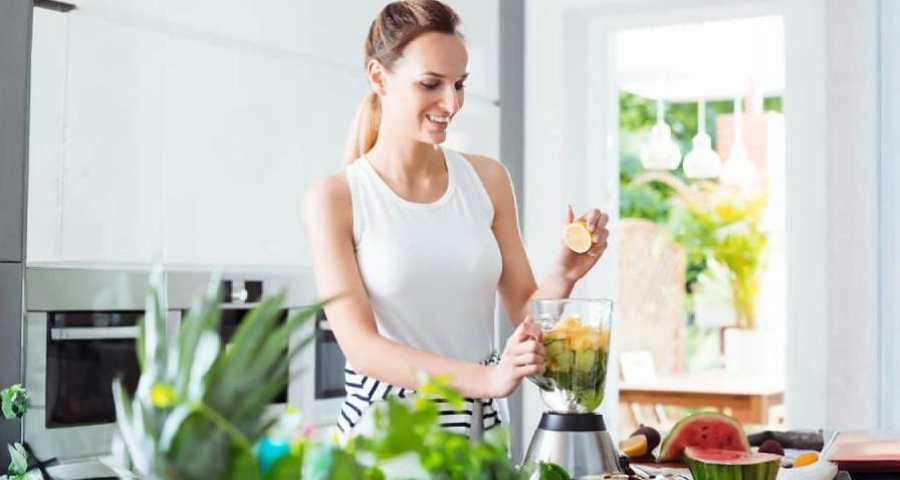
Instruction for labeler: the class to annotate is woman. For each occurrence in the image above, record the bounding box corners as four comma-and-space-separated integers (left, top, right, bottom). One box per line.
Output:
304, 0, 609, 442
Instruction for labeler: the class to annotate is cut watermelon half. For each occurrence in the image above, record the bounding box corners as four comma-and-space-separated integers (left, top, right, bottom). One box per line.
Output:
684, 447, 781, 480
658, 412, 750, 461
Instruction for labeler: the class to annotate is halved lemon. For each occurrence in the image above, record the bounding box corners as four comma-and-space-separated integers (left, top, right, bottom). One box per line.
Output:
620, 434, 649, 457
563, 221, 593, 254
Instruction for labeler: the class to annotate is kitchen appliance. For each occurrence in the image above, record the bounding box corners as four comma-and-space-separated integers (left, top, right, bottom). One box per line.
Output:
311, 310, 347, 411
523, 298, 622, 478
24, 266, 160, 465
166, 269, 346, 428
22, 265, 339, 479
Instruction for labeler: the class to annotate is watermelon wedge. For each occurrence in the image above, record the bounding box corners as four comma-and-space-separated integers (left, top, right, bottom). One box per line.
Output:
659, 412, 750, 461
684, 447, 781, 480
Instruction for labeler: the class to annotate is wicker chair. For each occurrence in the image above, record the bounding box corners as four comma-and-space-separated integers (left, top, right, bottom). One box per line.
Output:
617, 218, 687, 430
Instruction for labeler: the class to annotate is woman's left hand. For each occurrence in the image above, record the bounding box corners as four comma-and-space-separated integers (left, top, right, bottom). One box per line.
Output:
556, 205, 610, 282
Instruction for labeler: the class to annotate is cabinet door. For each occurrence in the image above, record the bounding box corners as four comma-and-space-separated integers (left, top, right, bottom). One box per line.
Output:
0, 0, 30, 262
0, 263, 24, 463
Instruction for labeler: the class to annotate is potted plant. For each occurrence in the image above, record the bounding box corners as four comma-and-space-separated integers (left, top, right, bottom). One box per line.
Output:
114, 269, 564, 480
708, 189, 768, 330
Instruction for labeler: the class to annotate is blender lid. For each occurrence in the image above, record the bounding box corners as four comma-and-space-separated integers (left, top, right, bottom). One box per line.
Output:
538, 412, 607, 432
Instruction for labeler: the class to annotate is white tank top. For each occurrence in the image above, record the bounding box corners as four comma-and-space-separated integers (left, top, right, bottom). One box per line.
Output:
336, 146, 504, 440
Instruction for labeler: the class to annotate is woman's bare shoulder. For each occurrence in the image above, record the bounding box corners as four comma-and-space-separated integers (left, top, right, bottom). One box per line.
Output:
304, 172, 352, 225
458, 152, 510, 189
458, 152, 514, 200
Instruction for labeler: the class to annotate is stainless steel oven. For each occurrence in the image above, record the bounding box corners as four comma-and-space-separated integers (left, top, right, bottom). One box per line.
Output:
312, 310, 346, 417
23, 266, 167, 463
22, 265, 344, 467
166, 272, 302, 411
166, 269, 345, 428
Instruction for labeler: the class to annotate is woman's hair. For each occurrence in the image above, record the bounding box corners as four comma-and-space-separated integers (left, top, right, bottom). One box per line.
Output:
343, 0, 462, 164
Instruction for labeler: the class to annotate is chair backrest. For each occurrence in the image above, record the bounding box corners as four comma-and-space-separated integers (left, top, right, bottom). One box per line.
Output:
616, 218, 687, 376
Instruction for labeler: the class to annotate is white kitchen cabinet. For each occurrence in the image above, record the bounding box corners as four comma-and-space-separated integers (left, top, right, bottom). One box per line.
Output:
26, 9, 68, 262
163, 0, 382, 70
72, 0, 499, 102
166, 0, 496, 101
27, 0, 500, 267
164, 35, 364, 266
62, 14, 167, 263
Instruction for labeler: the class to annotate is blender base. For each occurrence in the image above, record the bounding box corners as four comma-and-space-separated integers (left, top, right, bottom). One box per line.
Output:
523, 412, 622, 478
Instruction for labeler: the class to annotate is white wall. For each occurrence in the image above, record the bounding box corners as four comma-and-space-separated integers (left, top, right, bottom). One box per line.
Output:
27, 0, 499, 267
820, 0, 879, 429
523, 0, 882, 441
878, 0, 900, 430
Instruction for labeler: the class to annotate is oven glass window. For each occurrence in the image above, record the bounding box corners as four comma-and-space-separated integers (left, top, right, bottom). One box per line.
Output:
46, 312, 141, 427
315, 311, 346, 400
219, 308, 289, 403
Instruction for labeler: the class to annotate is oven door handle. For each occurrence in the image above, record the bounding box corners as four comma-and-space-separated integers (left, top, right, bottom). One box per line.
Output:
49, 326, 139, 340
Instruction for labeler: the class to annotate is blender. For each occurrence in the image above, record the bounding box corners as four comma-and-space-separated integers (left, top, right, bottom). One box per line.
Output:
523, 298, 621, 478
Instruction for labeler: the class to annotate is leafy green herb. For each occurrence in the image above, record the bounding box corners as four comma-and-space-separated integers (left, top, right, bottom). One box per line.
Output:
6, 443, 27, 479
347, 375, 533, 480
539, 461, 572, 480
302, 445, 362, 480
0, 385, 27, 419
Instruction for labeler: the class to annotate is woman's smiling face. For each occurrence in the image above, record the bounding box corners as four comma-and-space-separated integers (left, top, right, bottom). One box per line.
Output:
370, 31, 469, 146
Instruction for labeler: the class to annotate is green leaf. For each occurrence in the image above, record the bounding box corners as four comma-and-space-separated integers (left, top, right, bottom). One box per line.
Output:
264, 454, 303, 480
302, 445, 362, 480
362, 465, 385, 480
1, 384, 28, 419
216, 302, 322, 433
219, 294, 286, 376
112, 378, 149, 472
158, 406, 230, 480
185, 331, 221, 401
416, 374, 463, 410
141, 267, 169, 381
114, 270, 326, 480
136, 315, 146, 371
203, 294, 288, 417
225, 442, 262, 480
7, 443, 27, 476
346, 374, 528, 480
538, 462, 571, 480
177, 293, 224, 397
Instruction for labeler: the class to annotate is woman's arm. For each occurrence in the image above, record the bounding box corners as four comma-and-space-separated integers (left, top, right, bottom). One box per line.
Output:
466, 155, 609, 326
303, 174, 542, 399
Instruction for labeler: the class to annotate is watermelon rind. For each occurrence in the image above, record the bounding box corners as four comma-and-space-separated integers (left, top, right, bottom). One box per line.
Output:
684, 447, 780, 480
658, 412, 750, 461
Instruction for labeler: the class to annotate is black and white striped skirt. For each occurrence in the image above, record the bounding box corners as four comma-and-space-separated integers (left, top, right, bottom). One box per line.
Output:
336, 367, 503, 442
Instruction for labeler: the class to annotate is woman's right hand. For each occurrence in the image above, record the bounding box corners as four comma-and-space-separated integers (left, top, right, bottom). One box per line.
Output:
485, 317, 546, 398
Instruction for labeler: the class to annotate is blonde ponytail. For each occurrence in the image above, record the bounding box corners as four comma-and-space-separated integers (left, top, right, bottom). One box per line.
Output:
343, 91, 381, 165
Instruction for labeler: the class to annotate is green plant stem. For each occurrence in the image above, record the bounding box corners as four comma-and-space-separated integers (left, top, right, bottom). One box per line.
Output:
193, 401, 254, 452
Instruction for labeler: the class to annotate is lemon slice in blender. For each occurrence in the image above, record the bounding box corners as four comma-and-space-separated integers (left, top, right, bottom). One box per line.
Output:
563, 221, 593, 254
